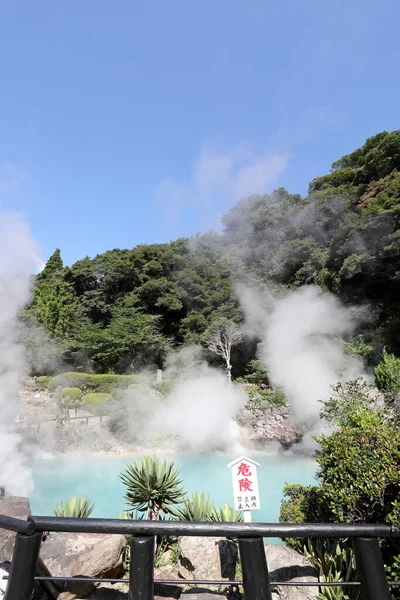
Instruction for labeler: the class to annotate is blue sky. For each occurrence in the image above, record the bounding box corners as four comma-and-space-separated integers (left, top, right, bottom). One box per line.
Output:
0, 0, 399, 267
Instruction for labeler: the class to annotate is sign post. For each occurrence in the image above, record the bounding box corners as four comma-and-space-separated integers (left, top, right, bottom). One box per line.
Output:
227, 456, 260, 522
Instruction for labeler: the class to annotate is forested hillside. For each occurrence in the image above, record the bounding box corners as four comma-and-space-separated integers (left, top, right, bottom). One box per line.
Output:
22, 130, 400, 375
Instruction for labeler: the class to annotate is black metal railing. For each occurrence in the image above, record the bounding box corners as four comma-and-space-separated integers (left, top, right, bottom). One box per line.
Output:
1, 514, 399, 600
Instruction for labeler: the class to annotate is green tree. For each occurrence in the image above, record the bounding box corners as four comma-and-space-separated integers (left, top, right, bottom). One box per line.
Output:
37, 248, 64, 282
120, 456, 186, 520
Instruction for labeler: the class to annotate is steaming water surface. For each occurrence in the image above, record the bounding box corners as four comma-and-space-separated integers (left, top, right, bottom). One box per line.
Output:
30, 452, 316, 526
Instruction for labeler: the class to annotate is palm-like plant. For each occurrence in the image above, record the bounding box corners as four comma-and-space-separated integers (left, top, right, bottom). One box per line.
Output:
171, 491, 215, 521
120, 456, 185, 520
53, 496, 95, 518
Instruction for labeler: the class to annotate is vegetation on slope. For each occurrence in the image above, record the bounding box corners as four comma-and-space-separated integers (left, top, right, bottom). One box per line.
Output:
21, 130, 400, 377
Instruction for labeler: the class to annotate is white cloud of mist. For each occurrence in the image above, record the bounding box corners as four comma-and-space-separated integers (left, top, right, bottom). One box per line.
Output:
156, 142, 290, 235
0, 211, 43, 496
238, 284, 365, 428
110, 348, 248, 453
154, 362, 246, 451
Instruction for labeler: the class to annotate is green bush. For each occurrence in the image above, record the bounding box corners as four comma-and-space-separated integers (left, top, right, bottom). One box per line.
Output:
82, 392, 113, 414
244, 385, 287, 408
36, 376, 51, 390
62, 387, 83, 402
280, 380, 400, 598
374, 348, 400, 393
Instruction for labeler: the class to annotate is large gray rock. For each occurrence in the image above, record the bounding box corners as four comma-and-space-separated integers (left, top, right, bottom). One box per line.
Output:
265, 545, 318, 600
0, 496, 31, 561
40, 532, 126, 600
178, 537, 237, 584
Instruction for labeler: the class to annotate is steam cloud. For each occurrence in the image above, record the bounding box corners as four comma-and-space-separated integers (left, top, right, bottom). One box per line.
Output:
238, 284, 365, 427
0, 212, 42, 495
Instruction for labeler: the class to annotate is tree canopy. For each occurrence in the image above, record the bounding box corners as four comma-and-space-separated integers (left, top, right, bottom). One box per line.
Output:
24, 130, 400, 375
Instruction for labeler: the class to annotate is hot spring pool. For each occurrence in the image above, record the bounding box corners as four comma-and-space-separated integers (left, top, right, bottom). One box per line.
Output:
29, 452, 316, 529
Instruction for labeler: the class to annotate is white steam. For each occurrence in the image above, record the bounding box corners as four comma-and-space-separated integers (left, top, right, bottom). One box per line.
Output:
153, 362, 246, 451
0, 212, 42, 495
239, 284, 365, 427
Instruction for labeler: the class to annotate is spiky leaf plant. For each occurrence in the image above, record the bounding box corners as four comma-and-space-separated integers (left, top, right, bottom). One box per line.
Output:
171, 491, 215, 521
120, 456, 185, 520
53, 496, 95, 518
211, 502, 243, 522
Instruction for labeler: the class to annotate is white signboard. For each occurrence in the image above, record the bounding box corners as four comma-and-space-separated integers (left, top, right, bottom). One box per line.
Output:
227, 456, 260, 512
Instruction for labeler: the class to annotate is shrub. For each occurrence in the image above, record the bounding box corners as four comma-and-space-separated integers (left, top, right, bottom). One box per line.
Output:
244, 385, 286, 408
82, 392, 113, 415
36, 376, 51, 390
280, 380, 400, 598
375, 348, 400, 394
62, 387, 83, 402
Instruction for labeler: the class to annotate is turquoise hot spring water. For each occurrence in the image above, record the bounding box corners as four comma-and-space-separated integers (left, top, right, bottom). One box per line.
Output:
29, 451, 316, 540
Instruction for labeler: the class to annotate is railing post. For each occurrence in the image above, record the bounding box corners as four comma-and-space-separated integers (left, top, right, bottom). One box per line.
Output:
353, 537, 391, 600
238, 537, 272, 600
129, 536, 154, 600
4, 531, 42, 600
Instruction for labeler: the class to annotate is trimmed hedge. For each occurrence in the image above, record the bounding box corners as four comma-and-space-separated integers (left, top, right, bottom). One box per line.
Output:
82, 393, 113, 415
49, 372, 136, 395
49, 373, 91, 391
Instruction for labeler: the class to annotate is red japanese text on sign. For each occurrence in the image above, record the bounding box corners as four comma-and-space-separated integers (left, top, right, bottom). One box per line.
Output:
228, 456, 260, 512
237, 462, 252, 477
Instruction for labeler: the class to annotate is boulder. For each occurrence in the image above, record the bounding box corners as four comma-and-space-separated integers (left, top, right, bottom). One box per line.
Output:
178, 537, 237, 584
0, 496, 31, 561
40, 532, 126, 600
265, 544, 318, 600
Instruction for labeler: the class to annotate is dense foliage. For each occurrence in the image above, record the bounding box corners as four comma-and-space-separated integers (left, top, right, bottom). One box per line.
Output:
23, 130, 400, 376
280, 380, 400, 598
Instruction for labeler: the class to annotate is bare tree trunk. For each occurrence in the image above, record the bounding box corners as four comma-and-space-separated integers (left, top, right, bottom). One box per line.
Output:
227, 363, 232, 388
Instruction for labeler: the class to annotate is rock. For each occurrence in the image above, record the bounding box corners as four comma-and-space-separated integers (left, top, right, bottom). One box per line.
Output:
265, 545, 318, 600
237, 407, 300, 448
86, 581, 129, 600
181, 590, 227, 600
0, 496, 31, 561
40, 532, 126, 600
178, 538, 237, 585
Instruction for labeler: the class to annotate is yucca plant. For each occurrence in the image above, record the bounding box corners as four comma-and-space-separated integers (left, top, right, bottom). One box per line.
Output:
171, 491, 215, 521
304, 539, 359, 600
120, 456, 185, 520
211, 502, 244, 523
53, 496, 95, 518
